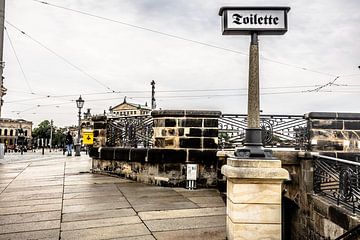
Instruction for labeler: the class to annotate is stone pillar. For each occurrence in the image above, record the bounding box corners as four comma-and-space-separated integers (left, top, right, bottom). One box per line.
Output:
90, 115, 107, 159
222, 158, 289, 240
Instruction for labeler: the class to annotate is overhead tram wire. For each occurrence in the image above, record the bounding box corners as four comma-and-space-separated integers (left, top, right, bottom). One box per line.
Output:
4, 27, 34, 94
32, 0, 338, 77
5, 21, 116, 93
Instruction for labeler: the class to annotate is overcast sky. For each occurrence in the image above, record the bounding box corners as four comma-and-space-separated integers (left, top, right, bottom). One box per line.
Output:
3, 0, 360, 127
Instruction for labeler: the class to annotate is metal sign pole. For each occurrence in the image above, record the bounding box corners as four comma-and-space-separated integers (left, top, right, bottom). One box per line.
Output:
219, 6, 290, 159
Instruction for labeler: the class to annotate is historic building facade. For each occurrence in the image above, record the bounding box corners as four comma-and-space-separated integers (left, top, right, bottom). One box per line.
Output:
0, 118, 32, 148
109, 97, 151, 117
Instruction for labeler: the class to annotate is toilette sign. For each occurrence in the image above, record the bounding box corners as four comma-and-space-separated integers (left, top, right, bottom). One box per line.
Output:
219, 7, 290, 35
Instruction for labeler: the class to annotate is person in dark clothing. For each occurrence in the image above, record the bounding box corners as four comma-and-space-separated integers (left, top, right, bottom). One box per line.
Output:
65, 131, 73, 156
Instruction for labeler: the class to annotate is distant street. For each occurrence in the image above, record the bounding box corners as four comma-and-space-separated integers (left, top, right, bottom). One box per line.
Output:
0, 152, 225, 240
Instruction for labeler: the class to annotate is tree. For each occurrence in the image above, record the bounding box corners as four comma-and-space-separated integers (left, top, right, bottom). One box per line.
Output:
32, 120, 66, 148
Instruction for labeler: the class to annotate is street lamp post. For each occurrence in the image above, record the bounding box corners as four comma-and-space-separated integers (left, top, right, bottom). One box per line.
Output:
75, 96, 84, 157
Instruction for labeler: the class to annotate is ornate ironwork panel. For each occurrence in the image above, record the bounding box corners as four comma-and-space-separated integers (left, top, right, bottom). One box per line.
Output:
219, 114, 308, 149
314, 155, 360, 214
106, 116, 153, 148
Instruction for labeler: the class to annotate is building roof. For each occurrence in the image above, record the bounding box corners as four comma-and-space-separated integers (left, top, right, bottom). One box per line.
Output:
109, 97, 150, 111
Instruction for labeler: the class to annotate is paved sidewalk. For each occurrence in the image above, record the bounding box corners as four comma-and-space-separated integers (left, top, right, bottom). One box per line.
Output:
0, 153, 225, 240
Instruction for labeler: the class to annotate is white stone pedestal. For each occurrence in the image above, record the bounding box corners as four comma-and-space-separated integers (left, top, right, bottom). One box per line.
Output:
221, 158, 290, 240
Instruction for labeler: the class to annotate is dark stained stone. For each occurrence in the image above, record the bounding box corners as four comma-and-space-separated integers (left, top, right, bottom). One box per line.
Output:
93, 130, 99, 137
306, 112, 360, 120
165, 119, 177, 127
168, 129, 176, 136
179, 138, 201, 148
178, 128, 184, 136
152, 110, 185, 117
165, 139, 175, 147
203, 129, 218, 137
179, 119, 203, 127
130, 149, 148, 163
94, 122, 107, 129
204, 119, 218, 127
100, 147, 115, 160
188, 150, 218, 165
344, 121, 360, 130
329, 206, 349, 230
148, 149, 187, 163
114, 148, 130, 161
155, 138, 165, 148
92, 115, 107, 121
154, 119, 165, 127
89, 147, 99, 158
203, 138, 218, 149
184, 110, 222, 117
187, 128, 202, 137
310, 120, 343, 129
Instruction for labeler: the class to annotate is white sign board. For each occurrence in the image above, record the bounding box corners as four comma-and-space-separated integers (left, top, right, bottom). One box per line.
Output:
219, 7, 290, 35
186, 164, 197, 181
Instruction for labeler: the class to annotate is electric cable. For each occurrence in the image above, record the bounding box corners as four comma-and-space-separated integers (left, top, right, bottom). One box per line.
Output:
5, 21, 116, 93
32, 0, 339, 77
4, 27, 34, 94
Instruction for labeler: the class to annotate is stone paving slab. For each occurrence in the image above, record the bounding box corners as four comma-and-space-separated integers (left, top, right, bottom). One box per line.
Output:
61, 223, 150, 240
0, 211, 61, 225
153, 226, 226, 240
188, 196, 226, 207
145, 215, 226, 232
63, 190, 122, 200
62, 208, 136, 222
0, 192, 63, 201
0, 198, 62, 207
61, 216, 141, 231
63, 195, 124, 206
0, 229, 60, 240
0, 153, 226, 240
139, 207, 225, 220
0, 220, 60, 235
0, 203, 62, 215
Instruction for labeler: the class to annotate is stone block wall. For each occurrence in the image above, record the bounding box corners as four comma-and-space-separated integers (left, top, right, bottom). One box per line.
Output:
92, 148, 219, 187
307, 112, 360, 152
90, 115, 107, 158
152, 110, 221, 149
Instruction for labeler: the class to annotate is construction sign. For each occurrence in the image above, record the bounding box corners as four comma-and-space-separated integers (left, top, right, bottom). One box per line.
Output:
83, 131, 94, 145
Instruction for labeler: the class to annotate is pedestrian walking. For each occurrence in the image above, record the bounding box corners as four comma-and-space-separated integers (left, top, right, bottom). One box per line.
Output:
65, 132, 73, 156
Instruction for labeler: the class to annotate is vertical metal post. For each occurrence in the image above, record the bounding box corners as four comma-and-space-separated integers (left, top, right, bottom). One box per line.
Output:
0, 0, 5, 117
49, 120, 53, 152
151, 80, 156, 110
235, 32, 272, 158
75, 107, 81, 156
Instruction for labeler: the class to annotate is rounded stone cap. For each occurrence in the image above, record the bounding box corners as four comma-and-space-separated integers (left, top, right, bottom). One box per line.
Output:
221, 158, 290, 181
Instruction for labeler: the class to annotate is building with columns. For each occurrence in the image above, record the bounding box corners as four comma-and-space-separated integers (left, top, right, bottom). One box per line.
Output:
0, 118, 32, 149
109, 97, 151, 117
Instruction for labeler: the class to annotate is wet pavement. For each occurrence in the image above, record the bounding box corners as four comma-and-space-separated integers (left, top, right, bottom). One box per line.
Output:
0, 152, 225, 240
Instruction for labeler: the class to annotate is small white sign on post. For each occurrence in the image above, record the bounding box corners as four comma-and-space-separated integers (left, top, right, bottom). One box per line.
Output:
219, 7, 290, 35
186, 164, 197, 180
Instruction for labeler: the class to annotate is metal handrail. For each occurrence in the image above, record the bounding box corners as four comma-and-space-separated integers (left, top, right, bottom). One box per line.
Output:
315, 154, 360, 167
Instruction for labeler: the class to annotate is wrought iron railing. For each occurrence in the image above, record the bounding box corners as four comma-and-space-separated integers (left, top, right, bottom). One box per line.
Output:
314, 154, 360, 214
106, 115, 153, 148
219, 114, 308, 149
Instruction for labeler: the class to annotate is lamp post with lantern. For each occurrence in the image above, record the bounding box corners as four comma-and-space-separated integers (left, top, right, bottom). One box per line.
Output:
75, 96, 84, 156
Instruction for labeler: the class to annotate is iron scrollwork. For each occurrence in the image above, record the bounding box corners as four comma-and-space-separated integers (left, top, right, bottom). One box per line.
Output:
219, 114, 308, 149
106, 116, 153, 148
314, 155, 360, 214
